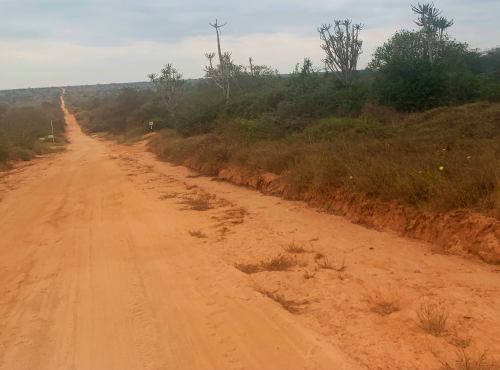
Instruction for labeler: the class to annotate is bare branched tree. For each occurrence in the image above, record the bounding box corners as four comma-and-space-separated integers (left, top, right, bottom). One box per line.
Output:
318, 20, 363, 86
411, 3, 454, 64
204, 19, 240, 104
148, 64, 184, 117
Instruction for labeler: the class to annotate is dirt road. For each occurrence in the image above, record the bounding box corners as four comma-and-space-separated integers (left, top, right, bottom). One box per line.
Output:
0, 96, 499, 370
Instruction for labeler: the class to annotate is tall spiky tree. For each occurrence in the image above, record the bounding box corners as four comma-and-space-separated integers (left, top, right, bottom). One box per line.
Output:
318, 20, 363, 87
204, 19, 240, 104
148, 64, 184, 118
411, 3, 454, 64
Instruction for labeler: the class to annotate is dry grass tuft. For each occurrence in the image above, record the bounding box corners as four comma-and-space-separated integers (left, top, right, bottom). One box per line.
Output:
234, 262, 261, 274
256, 288, 310, 314
235, 254, 297, 275
159, 193, 178, 200
260, 254, 297, 272
370, 292, 400, 316
316, 256, 346, 272
448, 327, 472, 349
417, 300, 449, 336
188, 229, 207, 238
442, 351, 500, 370
284, 242, 307, 254
181, 196, 211, 211
316, 256, 333, 269
303, 270, 316, 280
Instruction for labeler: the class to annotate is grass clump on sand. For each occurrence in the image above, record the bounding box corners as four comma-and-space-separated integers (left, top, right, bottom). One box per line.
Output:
417, 299, 449, 336
235, 254, 297, 274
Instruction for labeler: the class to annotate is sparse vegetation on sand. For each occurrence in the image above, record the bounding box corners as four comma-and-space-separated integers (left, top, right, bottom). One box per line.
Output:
234, 262, 262, 275
442, 351, 500, 370
369, 291, 400, 316
180, 196, 212, 211
417, 299, 449, 336
235, 254, 297, 274
284, 242, 308, 254
188, 229, 207, 238
260, 254, 297, 272
316, 256, 346, 272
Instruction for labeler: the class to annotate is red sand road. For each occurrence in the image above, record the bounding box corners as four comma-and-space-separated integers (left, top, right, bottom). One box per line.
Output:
0, 96, 499, 370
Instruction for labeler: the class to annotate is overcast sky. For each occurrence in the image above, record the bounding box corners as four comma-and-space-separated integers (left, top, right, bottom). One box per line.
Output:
1, 0, 499, 90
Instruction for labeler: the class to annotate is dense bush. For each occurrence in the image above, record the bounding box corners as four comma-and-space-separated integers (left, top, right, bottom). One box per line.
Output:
68, 58, 371, 139
0, 98, 65, 164
369, 30, 486, 111
478, 47, 500, 78
149, 102, 500, 213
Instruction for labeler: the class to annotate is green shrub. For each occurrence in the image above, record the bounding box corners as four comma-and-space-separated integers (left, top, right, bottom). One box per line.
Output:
148, 102, 500, 214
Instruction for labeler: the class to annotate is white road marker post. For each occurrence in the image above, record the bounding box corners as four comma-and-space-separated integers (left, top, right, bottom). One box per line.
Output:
149, 121, 154, 132
49, 120, 55, 143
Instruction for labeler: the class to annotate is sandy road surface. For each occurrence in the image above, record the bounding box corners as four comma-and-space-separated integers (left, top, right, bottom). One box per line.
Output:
0, 96, 358, 369
0, 96, 499, 370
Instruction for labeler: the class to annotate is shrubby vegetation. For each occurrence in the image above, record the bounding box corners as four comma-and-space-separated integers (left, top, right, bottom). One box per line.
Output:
66, 3, 500, 214
0, 93, 65, 166
148, 102, 500, 213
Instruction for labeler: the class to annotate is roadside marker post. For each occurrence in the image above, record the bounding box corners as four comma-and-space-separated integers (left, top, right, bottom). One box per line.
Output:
50, 120, 55, 143
149, 121, 154, 132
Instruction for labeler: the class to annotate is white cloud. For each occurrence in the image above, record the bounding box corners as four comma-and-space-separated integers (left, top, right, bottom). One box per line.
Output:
0, 27, 401, 89
0, 0, 499, 89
